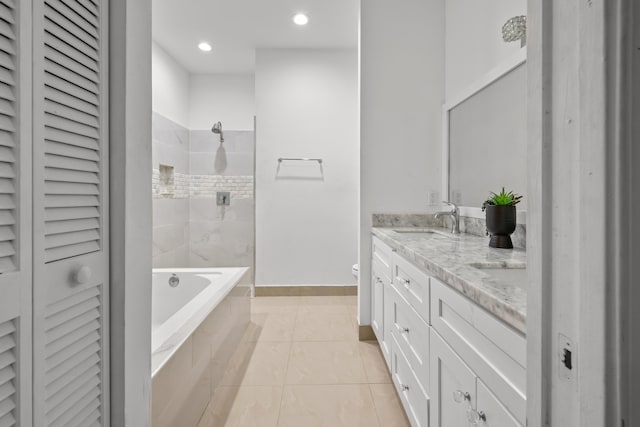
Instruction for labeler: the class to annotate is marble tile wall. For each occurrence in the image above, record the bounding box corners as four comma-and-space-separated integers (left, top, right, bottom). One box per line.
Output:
151, 112, 256, 279
188, 130, 255, 284
152, 113, 191, 267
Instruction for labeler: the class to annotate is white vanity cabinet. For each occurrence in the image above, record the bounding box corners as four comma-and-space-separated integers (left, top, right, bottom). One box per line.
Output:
430, 277, 526, 426
430, 330, 523, 427
370, 232, 526, 427
388, 283, 430, 394
371, 236, 394, 365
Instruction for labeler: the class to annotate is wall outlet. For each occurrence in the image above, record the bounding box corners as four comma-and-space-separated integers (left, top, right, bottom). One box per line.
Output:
428, 190, 440, 206
558, 333, 574, 381
217, 191, 231, 206
452, 190, 463, 205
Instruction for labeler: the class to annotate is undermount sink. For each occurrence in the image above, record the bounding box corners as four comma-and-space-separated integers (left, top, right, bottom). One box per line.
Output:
469, 262, 527, 289
392, 229, 450, 238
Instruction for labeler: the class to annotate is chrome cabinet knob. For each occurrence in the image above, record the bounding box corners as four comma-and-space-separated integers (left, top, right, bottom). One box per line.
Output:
401, 327, 410, 334
73, 266, 92, 285
400, 384, 410, 392
467, 409, 486, 425
453, 390, 471, 403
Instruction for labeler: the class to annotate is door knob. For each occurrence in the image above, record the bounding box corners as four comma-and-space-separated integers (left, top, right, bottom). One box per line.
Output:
73, 266, 93, 284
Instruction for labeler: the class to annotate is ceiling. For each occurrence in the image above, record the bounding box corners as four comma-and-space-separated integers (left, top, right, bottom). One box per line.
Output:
152, 0, 360, 74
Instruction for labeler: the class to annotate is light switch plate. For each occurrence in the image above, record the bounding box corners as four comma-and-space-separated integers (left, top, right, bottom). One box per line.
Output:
428, 190, 439, 206
452, 191, 463, 205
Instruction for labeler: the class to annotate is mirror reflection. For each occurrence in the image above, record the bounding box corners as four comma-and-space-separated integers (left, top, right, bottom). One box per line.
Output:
449, 62, 527, 210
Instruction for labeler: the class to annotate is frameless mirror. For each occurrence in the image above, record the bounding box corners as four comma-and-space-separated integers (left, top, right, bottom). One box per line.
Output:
446, 55, 527, 211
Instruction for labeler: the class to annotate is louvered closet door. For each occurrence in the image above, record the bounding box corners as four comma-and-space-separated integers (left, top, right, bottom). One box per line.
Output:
0, 1, 32, 426
32, 0, 109, 426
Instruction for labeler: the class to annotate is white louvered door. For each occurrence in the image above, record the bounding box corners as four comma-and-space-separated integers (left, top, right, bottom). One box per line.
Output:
32, 0, 109, 426
0, 0, 32, 426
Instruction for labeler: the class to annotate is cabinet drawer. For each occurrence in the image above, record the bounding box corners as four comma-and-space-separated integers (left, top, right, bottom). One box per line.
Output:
392, 253, 430, 323
389, 286, 429, 394
371, 256, 390, 283
477, 379, 523, 427
391, 334, 429, 427
372, 236, 393, 278
431, 278, 526, 425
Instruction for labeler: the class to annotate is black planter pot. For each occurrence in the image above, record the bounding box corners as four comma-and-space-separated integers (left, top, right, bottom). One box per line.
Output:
485, 205, 517, 249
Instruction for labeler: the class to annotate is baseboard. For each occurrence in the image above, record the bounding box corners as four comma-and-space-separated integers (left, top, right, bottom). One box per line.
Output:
358, 325, 376, 341
255, 285, 357, 297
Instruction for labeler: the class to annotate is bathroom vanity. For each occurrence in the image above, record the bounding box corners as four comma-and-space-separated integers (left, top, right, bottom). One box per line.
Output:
370, 224, 526, 427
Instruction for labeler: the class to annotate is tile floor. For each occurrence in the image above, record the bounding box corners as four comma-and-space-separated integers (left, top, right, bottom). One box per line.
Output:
197, 295, 411, 427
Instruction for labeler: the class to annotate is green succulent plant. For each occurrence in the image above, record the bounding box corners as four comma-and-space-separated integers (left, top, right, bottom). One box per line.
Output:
482, 187, 523, 211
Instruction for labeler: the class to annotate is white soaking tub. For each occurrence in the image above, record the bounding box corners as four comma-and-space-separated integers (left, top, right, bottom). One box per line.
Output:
151, 267, 251, 427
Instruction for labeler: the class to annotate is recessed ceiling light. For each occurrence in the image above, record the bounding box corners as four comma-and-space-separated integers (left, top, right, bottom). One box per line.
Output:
293, 13, 309, 26
198, 42, 212, 52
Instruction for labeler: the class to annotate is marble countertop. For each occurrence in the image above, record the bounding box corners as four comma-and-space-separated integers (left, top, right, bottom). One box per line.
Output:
372, 226, 527, 333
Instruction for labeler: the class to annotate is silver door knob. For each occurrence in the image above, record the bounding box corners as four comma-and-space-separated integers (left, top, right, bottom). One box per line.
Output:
73, 266, 92, 284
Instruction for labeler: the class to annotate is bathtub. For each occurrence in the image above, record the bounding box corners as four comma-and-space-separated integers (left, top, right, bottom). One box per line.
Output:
151, 267, 251, 427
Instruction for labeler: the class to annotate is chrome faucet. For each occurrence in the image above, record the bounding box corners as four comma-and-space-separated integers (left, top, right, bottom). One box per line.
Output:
168, 273, 180, 288
435, 201, 460, 234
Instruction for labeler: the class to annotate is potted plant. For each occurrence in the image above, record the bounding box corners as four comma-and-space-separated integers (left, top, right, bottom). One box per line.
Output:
482, 188, 523, 249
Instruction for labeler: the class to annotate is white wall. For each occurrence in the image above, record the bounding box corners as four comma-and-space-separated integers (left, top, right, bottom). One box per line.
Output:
111, 0, 152, 424
188, 74, 255, 130
152, 41, 190, 127
359, 0, 445, 324
445, 0, 526, 100
255, 48, 358, 286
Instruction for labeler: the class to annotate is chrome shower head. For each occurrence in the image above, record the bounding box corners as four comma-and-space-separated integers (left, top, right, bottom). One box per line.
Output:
212, 121, 224, 143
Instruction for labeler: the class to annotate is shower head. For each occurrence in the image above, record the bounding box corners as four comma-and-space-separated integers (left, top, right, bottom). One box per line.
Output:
212, 121, 224, 143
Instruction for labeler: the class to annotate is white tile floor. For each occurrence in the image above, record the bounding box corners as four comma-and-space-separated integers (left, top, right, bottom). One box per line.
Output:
197, 296, 410, 427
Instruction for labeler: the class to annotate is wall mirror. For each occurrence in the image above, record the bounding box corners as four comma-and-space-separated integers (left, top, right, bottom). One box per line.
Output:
442, 48, 527, 218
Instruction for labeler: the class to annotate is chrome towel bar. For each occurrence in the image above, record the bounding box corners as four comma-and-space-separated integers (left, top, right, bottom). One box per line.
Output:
278, 157, 323, 164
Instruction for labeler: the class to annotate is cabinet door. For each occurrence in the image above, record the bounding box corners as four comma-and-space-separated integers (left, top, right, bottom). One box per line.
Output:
430, 329, 476, 427
0, 1, 33, 425
381, 281, 393, 366
371, 259, 385, 341
476, 379, 523, 427
32, 0, 110, 425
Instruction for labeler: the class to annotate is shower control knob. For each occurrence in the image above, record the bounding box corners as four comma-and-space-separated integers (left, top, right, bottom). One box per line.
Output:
73, 266, 92, 285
